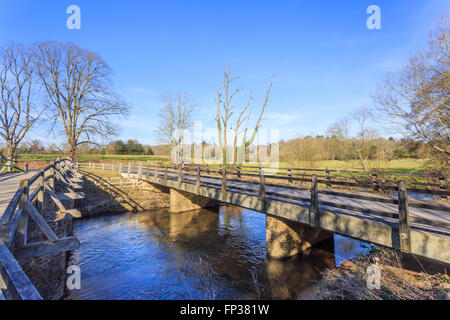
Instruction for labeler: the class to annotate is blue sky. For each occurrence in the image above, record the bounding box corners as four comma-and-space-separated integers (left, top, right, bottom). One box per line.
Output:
0, 0, 449, 145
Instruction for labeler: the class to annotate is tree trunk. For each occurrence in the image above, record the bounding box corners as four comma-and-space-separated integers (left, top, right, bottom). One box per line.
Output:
68, 143, 77, 161
5, 142, 16, 172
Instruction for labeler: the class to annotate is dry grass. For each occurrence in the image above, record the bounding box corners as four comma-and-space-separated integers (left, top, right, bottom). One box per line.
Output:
315, 248, 450, 300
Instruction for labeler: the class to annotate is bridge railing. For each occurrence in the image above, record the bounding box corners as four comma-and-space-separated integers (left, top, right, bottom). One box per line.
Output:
0, 158, 82, 300
80, 161, 450, 255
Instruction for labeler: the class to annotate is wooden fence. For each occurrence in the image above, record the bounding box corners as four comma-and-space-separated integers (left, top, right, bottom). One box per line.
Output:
81, 161, 450, 255
0, 159, 83, 300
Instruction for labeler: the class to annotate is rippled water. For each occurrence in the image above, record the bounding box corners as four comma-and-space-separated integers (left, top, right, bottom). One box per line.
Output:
66, 206, 367, 300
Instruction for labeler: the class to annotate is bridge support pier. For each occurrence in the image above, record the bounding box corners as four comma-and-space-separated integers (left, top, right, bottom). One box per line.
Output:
266, 215, 333, 259
170, 189, 219, 213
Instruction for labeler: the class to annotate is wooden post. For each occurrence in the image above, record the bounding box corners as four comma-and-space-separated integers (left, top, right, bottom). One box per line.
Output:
311, 175, 319, 227
102, 163, 105, 171
371, 169, 379, 192
128, 162, 131, 177
37, 171, 44, 214
154, 165, 157, 182
164, 166, 168, 185
178, 164, 182, 187
222, 167, 227, 202
196, 166, 201, 193
119, 162, 122, 174
206, 164, 210, 175
237, 165, 241, 179
288, 166, 293, 184
398, 180, 411, 252
49, 166, 55, 190
120, 176, 123, 187
15, 180, 29, 248
439, 171, 447, 201
259, 168, 266, 211
138, 163, 142, 180
147, 161, 150, 178
325, 167, 331, 188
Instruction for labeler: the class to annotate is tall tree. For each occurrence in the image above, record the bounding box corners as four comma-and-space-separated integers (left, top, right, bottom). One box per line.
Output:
216, 64, 272, 164
33, 41, 129, 160
350, 108, 379, 171
157, 93, 196, 163
374, 17, 449, 167
0, 43, 42, 169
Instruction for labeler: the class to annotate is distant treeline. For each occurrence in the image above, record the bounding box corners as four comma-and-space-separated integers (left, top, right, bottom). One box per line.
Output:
1, 137, 429, 163
279, 136, 429, 163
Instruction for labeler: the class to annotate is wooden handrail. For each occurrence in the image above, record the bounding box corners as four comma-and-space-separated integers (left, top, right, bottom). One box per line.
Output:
0, 240, 42, 300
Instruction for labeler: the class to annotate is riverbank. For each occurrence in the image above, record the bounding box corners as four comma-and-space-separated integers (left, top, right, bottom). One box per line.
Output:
78, 169, 170, 217
314, 247, 450, 300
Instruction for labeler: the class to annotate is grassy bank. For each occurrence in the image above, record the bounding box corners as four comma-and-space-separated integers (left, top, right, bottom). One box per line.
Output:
314, 247, 450, 300
79, 168, 169, 216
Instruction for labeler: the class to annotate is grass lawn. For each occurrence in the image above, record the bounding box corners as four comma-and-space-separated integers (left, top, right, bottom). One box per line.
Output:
15, 154, 434, 174
16, 154, 170, 163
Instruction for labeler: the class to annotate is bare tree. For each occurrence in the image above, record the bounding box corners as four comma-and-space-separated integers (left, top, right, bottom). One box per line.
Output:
33, 41, 129, 160
0, 43, 42, 169
157, 93, 196, 163
374, 17, 449, 165
216, 64, 272, 164
351, 108, 378, 171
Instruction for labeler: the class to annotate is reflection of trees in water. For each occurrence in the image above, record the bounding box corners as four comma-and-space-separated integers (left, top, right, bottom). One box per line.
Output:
90, 208, 337, 299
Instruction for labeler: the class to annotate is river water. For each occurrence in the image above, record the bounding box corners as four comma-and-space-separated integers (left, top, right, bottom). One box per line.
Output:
66, 206, 367, 300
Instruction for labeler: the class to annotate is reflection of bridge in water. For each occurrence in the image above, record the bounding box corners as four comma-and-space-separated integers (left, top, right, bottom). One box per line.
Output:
80, 162, 450, 265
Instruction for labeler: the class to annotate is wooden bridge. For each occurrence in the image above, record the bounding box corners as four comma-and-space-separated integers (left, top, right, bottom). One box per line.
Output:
0, 159, 83, 300
81, 162, 450, 265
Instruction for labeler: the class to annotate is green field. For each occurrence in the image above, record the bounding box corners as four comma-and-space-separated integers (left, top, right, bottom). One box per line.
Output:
16, 154, 170, 163
15, 154, 434, 175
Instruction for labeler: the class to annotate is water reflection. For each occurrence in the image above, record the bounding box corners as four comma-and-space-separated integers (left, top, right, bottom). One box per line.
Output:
67, 206, 361, 300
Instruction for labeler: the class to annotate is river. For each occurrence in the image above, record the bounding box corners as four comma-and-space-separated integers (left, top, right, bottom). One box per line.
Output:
66, 206, 368, 300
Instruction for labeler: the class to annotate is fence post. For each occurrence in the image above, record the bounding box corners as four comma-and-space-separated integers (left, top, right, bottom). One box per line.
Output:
15, 180, 29, 247
37, 171, 44, 213
237, 165, 241, 179
206, 164, 210, 175
164, 166, 168, 185
119, 162, 122, 174
439, 171, 447, 201
154, 165, 157, 182
127, 162, 131, 178
222, 167, 227, 202
325, 167, 331, 188
398, 180, 411, 252
311, 175, 319, 227
196, 166, 201, 193
49, 166, 55, 190
102, 163, 105, 171
138, 163, 142, 180
178, 164, 182, 187
371, 169, 379, 192
288, 166, 293, 184
259, 168, 266, 211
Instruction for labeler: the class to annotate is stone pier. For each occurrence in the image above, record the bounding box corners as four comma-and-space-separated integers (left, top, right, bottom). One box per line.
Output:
170, 189, 219, 213
266, 215, 333, 259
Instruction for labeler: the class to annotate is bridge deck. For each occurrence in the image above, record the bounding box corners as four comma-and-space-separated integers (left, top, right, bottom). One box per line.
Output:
0, 171, 38, 220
